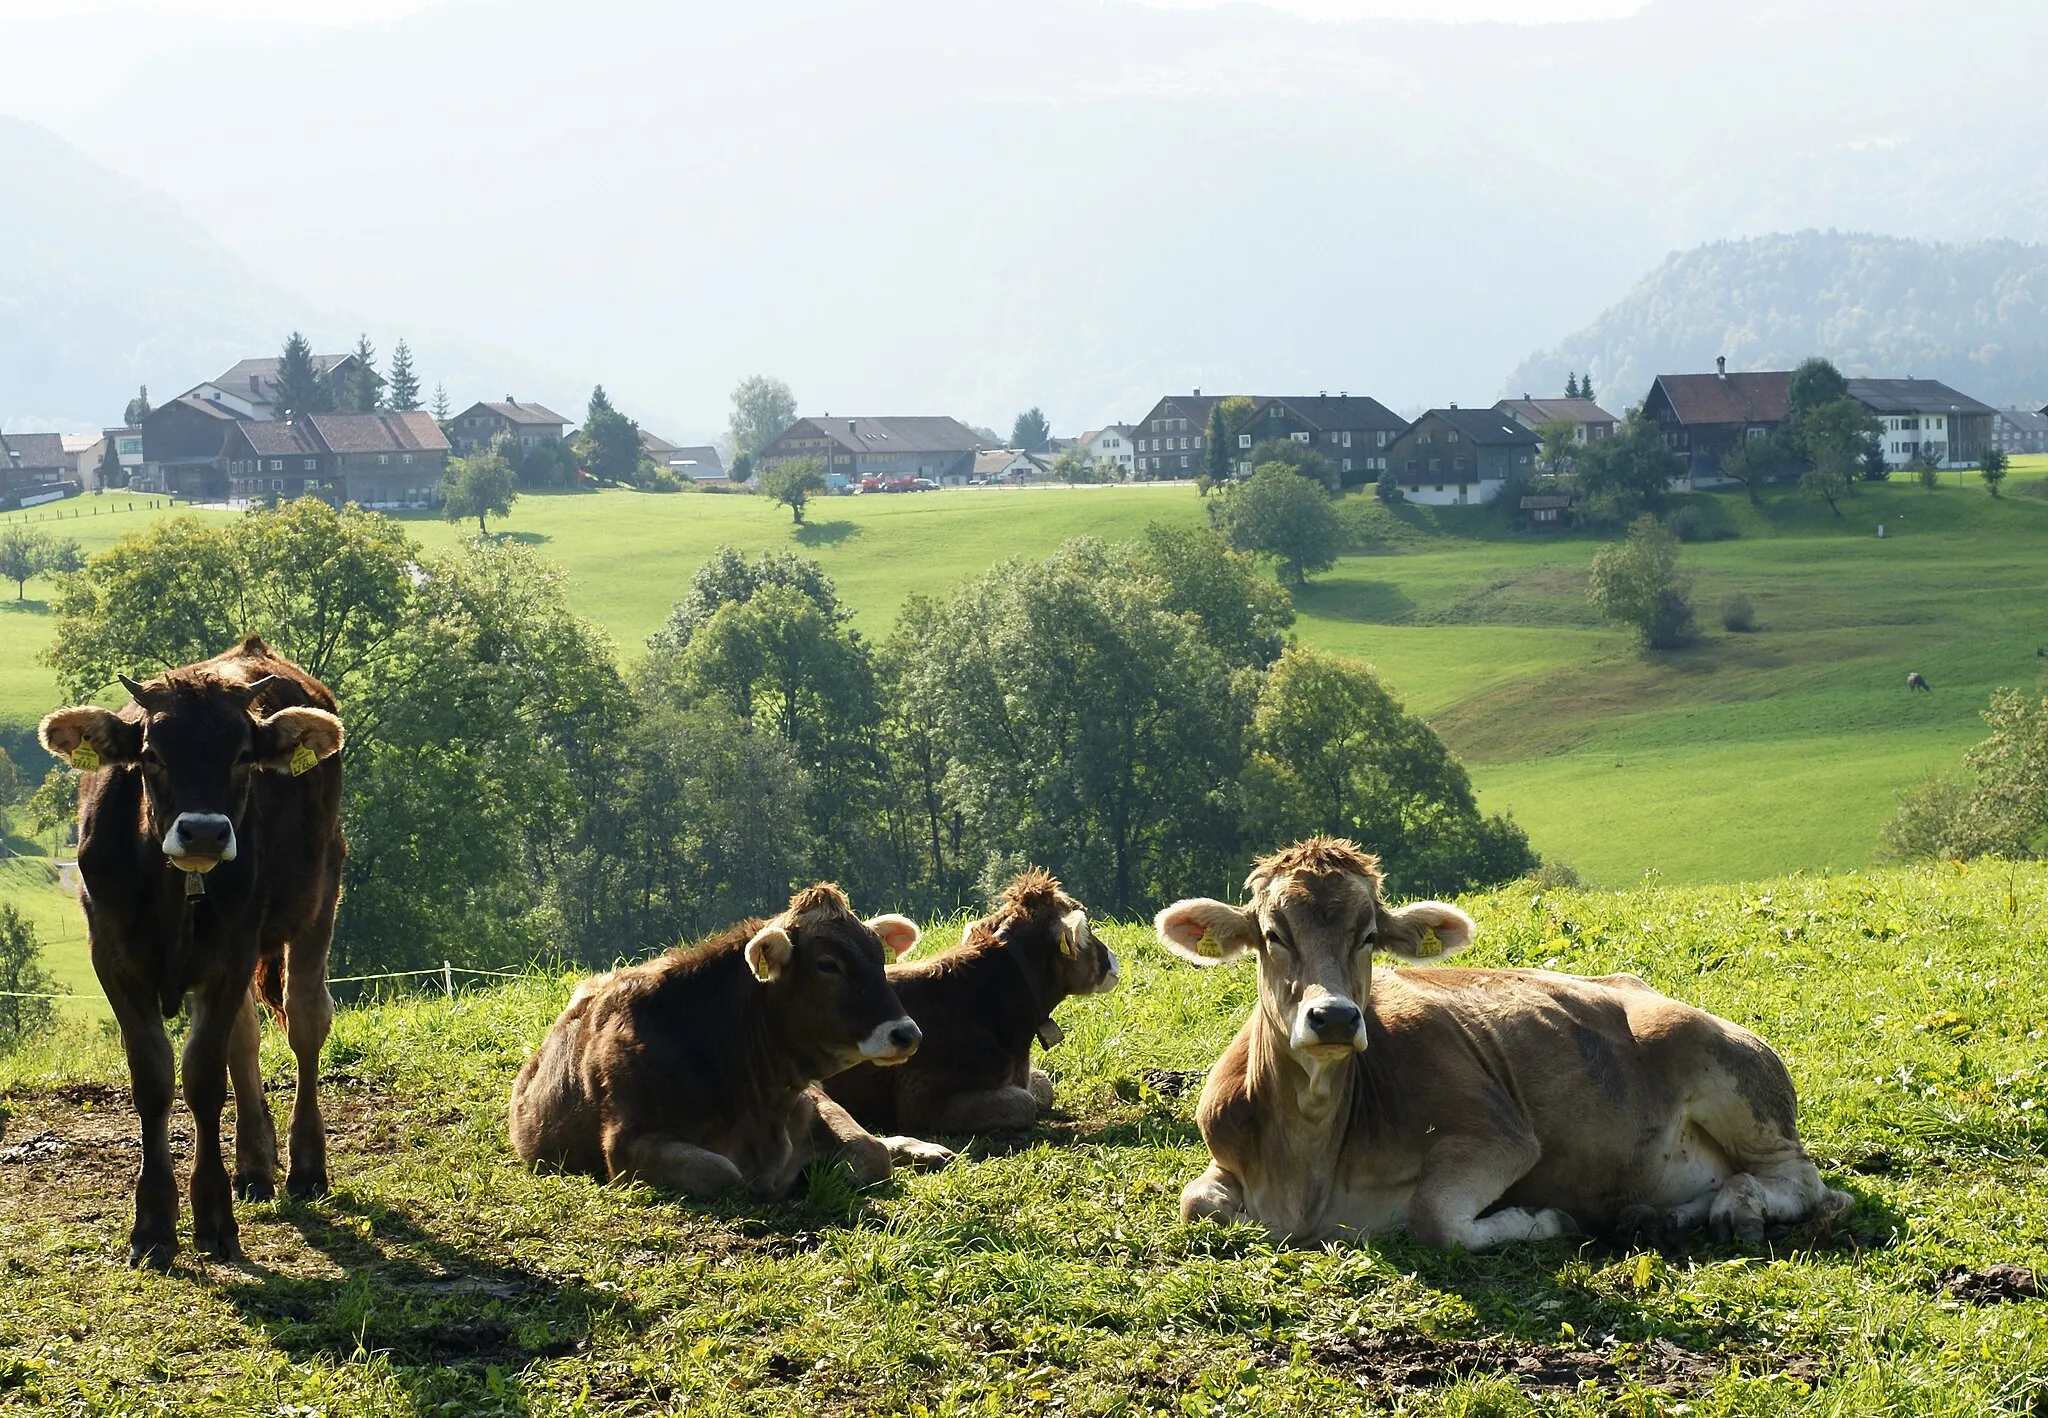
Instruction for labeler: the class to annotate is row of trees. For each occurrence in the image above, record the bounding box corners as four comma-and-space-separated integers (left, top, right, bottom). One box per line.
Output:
0, 525, 84, 600
269, 332, 428, 419
35, 501, 1538, 979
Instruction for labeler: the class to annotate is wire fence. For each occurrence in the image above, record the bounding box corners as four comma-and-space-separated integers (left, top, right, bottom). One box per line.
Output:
0, 961, 550, 1005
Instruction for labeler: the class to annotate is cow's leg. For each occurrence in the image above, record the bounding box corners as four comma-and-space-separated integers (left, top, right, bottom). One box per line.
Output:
181, 980, 243, 1262
103, 980, 179, 1269
282, 920, 335, 1199
603, 1124, 745, 1197
1407, 1134, 1576, 1252
1687, 1038, 1853, 1242
804, 1086, 954, 1182
913, 1084, 1040, 1135
1180, 1162, 1247, 1225
1026, 1068, 1055, 1110
228, 991, 278, 1201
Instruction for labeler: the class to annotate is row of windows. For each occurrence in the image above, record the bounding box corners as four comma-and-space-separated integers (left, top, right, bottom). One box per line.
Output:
1142, 435, 1199, 452
1888, 416, 1945, 431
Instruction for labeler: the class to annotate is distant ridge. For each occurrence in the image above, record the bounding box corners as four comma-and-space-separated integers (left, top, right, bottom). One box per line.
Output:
1506, 232, 2048, 412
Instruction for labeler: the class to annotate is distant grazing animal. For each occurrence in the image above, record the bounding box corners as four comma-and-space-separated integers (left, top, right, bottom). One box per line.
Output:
825, 870, 1119, 1136
1907, 672, 1931, 692
509, 884, 953, 1196
1154, 836, 1849, 1249
38, 636, 347, 1268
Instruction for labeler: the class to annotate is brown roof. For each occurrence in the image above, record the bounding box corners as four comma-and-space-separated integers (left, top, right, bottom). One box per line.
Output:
1650, 371, 1792, 425
1520, 495, 1574, 509
237, 421, 324, 456
639, 429, 678, 455
788, 416, 985, 456
307, 411, 450, 454
1496, 398, 1616, 425
471, 400, 568, 427
1, 432, 67, 470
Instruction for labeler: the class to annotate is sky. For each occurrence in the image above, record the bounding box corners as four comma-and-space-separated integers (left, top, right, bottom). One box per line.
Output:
0, 0, 1650, 21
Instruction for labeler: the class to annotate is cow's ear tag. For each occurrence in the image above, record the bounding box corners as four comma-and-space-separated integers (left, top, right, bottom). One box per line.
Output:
1195, 930, 1224, 960
1416, 928, 1443, 958
290, 744, 317, 776
1059, 930, 1078, 959
70, 743, 100, 772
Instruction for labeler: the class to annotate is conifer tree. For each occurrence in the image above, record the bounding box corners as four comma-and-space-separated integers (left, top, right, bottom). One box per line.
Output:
431, 383, 452, 422
274, 332, 334, 417
1580, 372, 1596, 403
1565, 372, 1580, 399
386, 340, 422, 411
123, 385, 151, 426
349, 334, 384, 412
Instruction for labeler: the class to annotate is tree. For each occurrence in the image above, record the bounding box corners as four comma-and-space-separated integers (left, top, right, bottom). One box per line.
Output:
0, 525, 49, 600
1535, 417, 1582, 476
1796, 396, 1880, 516
1376, 468, 1402, 504
1138, 522, 1294, 671
762, 456, 827, 524
1011, 408, 1051, 453
441, 446, 518, 535
0, 904, 59, 1054
1574, 411, 1682, 520
1717, 434, 1780, 506
1242, 436, 1339, 492
577, 384, 643, 485
1208, 463, 1343, 586
1204, 403, 1236, 486
1052, 447, 1107, 484
1565, 373, 1580, 399
1588, 513, 1695, 650
1912, 445, 1942, 490
728, 375, 798, 463
123, 385, 151, 426
273, 331, 334, 417
96, 439, 124, 489
1981, 447, 2009, 496
1242, 648, 1536, 897
1787, 357, 1850, 424
1579, 372, 1596, 403
431, 383, 452, 423
385, 339, 422, 412
347, 334, 384, 412
43, 538, 83, 579
1881, 689, 2048, 862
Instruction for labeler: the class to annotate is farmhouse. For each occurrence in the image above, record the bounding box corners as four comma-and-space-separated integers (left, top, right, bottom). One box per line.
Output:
1848, 378, 1995, 470
761, 416, 984, 485
1077, 425, 1136, 478
1495, 396, 1617, 446
1382, 407, 1537, 505
1, 431, 70, 503
1991, 407, 2048, 456
971, 449, 1047, 484
448, 399, 571, 454
140, 394, 247, 498
1641, 359, 1791, 485
1128, 391, 1407, 483
189, 352, 370, 421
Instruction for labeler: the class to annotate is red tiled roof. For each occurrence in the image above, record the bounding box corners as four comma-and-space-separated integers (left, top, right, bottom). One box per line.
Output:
308, 411, 451, 454
1651, 372, 1791, 425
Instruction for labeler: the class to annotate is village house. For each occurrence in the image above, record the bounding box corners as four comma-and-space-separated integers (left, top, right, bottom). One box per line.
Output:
1848, 378, 1995, 469
1494, 396, 1618, 446
760, 416, 984, 485
99, 427, 145, 489
1, 432, 70, 504
970, 448, 1050, 485
665, 445, 728, 483
139, 394, 247, 498
1991, 407, 2048, 456
448, 398, 571, 454
61, 434, 106, 488
1128, 391, 1408, 483
1077, 425, 1136, 478
187, 353, 369, 421
306, 412, 450, 507
1381, 407, 1538, 506
222, 418, 328, 502
1640, 359, 1791, 486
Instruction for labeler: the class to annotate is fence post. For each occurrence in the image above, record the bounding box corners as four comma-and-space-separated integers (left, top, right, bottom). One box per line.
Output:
443, 961, 455, 1000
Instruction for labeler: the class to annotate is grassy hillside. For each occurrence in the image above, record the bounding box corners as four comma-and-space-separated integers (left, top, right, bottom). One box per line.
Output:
3, 865, 2045, 1414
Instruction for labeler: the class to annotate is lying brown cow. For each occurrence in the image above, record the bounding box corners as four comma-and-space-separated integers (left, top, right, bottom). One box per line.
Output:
510, 884, 952, 1195
1155, 837, 1849, 1249
39, 636, 346, 1267
825, 870, 1118, 1135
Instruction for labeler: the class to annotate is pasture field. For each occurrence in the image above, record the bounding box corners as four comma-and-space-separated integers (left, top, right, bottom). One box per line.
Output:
2, 864, 2045, 1414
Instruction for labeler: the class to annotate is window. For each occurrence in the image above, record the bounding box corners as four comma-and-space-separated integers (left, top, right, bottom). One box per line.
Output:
1429, 458, 1441, 474
1192, 436, 1201, 449
271, 479, 283, 492
1376, 431, 1387, 447
1434, 484, 1444, 493
1418, 433, 1431, 445
303, 458, 316, 470
1179, 455, 1190, 469
1341, 458, 1352, 473
1237, 433, 1251, 449
378, 454, 391, 465
402, 454, 414, 465
1178, 437, 1187, 451
1453, 457, 1466, 475
1405, 459, 1418, 475
269, 459, 283, 471
1446, 430, 1459, 442
1290, 431, 1309, 444
1342, 431, 1352, 448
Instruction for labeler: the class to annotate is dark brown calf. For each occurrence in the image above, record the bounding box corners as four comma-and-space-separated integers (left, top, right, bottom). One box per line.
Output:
39, 636, 346, 1268
825, 871, 1118, 1136
509, 884, 953, 1196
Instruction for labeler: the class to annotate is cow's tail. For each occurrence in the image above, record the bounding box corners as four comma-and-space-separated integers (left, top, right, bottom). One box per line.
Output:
253, 955, 288, 1027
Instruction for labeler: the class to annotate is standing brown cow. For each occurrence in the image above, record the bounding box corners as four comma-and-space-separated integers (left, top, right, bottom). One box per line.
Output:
38, 636, 346, 1267
825, 870, 1118, 1135
510, 884, 952, 1196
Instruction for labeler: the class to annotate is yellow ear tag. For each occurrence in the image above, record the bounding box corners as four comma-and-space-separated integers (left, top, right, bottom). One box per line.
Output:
1059, 931, 1078, 959
289, 744, 318, 776
1417, 927, 1442, 958
71, 743, 100, 772
1195, 930, 1223, 959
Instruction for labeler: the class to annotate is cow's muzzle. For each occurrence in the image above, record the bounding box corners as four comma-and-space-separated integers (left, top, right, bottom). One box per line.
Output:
162, 813, 236, 873
1292, 996, 1366, 1056
1090, 946, 1121, 994
859, 1017, 923, 1066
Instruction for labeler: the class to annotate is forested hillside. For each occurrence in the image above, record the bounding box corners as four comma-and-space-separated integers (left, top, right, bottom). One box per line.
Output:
1508, 232, 2048, 410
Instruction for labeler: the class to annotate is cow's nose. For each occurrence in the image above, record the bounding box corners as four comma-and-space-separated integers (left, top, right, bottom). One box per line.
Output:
1305, 999, 1363, 1042
887, 1021, 922, 1054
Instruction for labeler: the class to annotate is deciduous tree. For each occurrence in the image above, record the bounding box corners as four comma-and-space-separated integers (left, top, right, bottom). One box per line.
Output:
1981, 447, 2009, 496
1588, 513, 1694, 650
762, 455, 826, 523
441, 446, 519, 535
0, 904, 59, 1053
728, 375, 797, 463
123, 385, 151, 426
0, 525, 49, 600
1208, 463, 1343, 586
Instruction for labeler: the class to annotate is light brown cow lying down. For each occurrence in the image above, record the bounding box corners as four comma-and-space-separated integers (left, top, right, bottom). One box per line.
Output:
1155, 837, 1849, 1249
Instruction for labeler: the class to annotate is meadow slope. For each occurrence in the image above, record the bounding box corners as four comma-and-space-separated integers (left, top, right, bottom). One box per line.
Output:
2, 865, 2045, 1414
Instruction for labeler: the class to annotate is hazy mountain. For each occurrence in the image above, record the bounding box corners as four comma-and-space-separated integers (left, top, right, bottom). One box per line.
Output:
1505, 232, 2048, 411
5, 0, 2047, 434
0, 118, 572, 434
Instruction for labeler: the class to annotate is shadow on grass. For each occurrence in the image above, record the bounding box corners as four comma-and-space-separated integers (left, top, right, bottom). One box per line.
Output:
1295, 578, 1418, 624
502, 531, 553, 546
793, 519, 861, 547
220, 1192, 638, 1412
0, 597, 51, 615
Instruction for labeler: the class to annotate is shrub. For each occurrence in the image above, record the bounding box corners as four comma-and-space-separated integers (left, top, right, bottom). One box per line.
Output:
1588, 514, 1695, 651
1663, 505, 1702, 542
0, 904, 60, 1054
645, 467, 683, 493
1524, 860, 1584, 890
1721, 593, 1757, 633
1375, 469, 1402, 504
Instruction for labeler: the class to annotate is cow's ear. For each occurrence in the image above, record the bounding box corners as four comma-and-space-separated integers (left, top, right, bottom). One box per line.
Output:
253, 707, 344, 773
1377, 901, 1476, 963
38, 706, 140, 770
1056, 908, 1089, 959
745, 925, 795, 982
1155, 898, 1256, 966
864, 914, 921, 960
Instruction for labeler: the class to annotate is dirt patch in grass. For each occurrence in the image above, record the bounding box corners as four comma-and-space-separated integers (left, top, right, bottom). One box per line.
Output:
1298, 1328, 1827, 1397
1937, 1264, 2041, 1304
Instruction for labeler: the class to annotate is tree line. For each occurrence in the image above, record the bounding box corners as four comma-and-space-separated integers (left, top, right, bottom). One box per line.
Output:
32, 501, 1537, 982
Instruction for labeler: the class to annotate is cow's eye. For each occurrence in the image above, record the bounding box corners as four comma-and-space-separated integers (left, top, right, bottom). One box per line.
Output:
815, 956, 845, 976
1357, 926, 1379, 950
140, 746, 162, 767
1264, 928, 1290, 953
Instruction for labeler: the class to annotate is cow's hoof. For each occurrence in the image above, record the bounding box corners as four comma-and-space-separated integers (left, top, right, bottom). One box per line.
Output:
1616, 1203, 1662, 1240
235, 1174, 277, 1203
883, 1136, 956, 1172
194, 1227, 244, 1263
286, 1170, 329, 1200
128, 1239, 176, 1271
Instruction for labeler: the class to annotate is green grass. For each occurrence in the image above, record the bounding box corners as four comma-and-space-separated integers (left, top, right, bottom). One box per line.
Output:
4, 865, 2046, 1413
